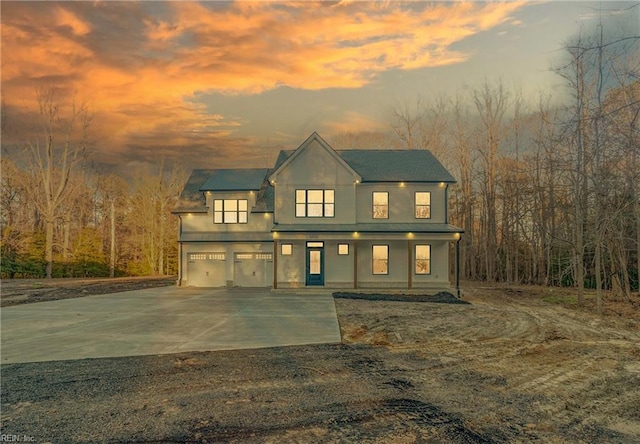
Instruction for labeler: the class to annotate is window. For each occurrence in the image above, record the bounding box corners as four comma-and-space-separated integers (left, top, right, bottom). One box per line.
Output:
338, 244, 349, 255
214, 199, 248, 224
415, 245, 431, 274
373, 192, 388, 219
415, 192, 431, 219
296, 190, 334, 217
281, 244, 292, 255
372, 245, 389, 275
188, 253, 225, 261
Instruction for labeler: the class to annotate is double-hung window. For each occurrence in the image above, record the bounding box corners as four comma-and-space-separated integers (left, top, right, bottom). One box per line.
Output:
296, 189, 334, 217
415, 192, 431, 219
372, 245, 389, 275
415, 245, 431, 274
214, 199, 248, 224
372, 192, 388, 219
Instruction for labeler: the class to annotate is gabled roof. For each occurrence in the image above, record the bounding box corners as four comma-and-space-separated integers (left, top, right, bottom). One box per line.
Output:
173, 169, 215, 213
338, 150, 456, 183
269, 132, 361, 183
252, 175, 275, 213
200, 168, 269, 191
174, 134, 456, 214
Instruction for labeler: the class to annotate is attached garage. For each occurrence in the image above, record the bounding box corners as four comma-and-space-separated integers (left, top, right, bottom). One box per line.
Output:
233, 252, 273, 287
186, 252, 226, 287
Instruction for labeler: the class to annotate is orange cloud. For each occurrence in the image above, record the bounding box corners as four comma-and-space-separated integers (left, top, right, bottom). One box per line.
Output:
1, 1, 526, 168
322, 111, 387, 136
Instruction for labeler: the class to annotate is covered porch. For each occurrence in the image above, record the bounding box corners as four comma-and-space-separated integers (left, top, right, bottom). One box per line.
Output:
271, 224, 463, 295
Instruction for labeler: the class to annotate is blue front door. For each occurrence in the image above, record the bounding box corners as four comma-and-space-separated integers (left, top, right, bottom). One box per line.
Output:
306, 247, 324, 286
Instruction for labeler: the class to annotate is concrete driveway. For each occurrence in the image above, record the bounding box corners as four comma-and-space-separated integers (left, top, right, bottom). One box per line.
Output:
0, 287, 342, 364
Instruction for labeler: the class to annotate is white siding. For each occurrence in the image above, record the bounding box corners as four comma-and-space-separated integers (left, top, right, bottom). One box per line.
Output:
356, 183, 447, 224
272, 139, 358, 225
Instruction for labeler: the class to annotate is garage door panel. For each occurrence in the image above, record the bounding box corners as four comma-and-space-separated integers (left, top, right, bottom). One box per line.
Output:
234, 253, 273, 287
187, 252, 226, 287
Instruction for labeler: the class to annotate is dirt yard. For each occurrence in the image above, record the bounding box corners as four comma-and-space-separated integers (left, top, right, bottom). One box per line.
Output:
0, 276, 176, 307
1, 280, 639, 443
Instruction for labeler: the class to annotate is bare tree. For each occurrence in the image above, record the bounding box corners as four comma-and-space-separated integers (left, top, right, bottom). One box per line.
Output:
473, 79, 509, 281
129, 160, 185, 276
21, 87, 92, 278
97, 174, 129, 278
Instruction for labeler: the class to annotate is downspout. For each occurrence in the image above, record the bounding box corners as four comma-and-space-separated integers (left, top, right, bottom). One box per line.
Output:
273, 239, 278, 289
445, 184, 449, 224
177, 215, 182, 286
456, 237, 461, 298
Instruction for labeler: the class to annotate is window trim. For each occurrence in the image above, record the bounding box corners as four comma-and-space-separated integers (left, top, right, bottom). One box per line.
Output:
213, 199, 248, 224
415, 244, 431, 275
372, 244, 389, 275
414, 191, 431, 219
338, 243, 349, 255
372, 191, 389, 219
295, 189, 335, 218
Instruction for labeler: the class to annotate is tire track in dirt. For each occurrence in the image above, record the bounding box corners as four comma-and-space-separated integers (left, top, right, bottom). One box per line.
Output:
335, 287, 640, 442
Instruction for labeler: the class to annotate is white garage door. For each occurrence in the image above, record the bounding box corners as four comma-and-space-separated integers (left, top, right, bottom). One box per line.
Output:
187, 252, 226, 287
234, 253, 273, 287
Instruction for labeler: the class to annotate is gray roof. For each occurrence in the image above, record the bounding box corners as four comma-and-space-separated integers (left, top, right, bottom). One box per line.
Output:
272, 223, 463, 233
339, 150, 455, 183
252, 174, 275, 213
274, 149, 456, 183
200, 168, 269, 191
176, 138, 456, 214
173, 169, 215, 213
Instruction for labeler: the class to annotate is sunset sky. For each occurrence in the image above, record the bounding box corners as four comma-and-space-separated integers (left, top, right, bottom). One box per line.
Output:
1, 1, 638, 174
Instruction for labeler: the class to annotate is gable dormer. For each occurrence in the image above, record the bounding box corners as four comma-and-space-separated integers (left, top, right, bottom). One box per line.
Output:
269, 132, 361, 224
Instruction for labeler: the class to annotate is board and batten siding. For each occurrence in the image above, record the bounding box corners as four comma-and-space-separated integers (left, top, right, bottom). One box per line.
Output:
272, 139, 358, 225
355, 183, 447, 224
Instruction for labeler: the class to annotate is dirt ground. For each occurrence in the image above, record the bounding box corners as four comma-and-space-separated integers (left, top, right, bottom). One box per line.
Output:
0, 276, 176, 307
1, 280, 639, 443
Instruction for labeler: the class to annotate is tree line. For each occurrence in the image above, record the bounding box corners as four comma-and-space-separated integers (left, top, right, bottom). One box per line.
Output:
331, 22, 640, 311
0, 90, 186, 279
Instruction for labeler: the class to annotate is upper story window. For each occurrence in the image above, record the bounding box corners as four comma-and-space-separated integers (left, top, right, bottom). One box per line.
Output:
214, 199, 248, 224
296, 189, 334, 217
372, 192, 389, 219
415, 192, 431, 219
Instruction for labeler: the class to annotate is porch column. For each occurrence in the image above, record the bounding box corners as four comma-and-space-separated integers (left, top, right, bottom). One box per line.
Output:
273, 239, 278, 289
178, 241, 182, 286
353, 240, 358, 289
456, 237, 461, 297
407, 240, 412, 289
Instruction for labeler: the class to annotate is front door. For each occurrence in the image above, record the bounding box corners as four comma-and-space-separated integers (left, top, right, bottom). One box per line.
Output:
306, 245, 324, 286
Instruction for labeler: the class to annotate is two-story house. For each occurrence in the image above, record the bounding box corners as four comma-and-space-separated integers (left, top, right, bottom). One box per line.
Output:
173, 132, 464, 293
